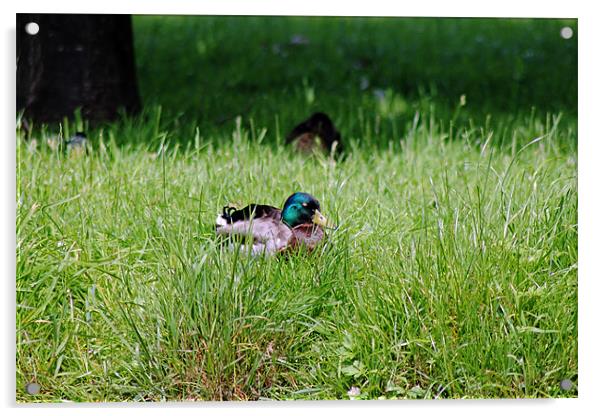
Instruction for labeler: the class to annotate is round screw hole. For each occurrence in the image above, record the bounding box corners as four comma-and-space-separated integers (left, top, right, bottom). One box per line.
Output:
560, 379, 573, 391
25, 22, 40, 36
25, 382, 41, 395
560, 27, 573, 39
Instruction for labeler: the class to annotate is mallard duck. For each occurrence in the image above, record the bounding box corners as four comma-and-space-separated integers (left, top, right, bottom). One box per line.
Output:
286, 112, 343, 156
215, 192, 331, 255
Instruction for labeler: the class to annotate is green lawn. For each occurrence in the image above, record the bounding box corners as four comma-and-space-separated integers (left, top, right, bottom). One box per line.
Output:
16, 16, 577, 401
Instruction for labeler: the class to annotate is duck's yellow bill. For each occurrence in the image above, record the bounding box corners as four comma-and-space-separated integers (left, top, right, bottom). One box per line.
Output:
312, 210, 335, 229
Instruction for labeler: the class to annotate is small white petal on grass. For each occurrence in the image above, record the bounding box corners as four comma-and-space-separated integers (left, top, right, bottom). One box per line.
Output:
347, 386, 361, 398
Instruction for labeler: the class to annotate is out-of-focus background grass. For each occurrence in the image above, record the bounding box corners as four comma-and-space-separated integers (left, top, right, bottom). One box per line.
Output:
132, 16, 576, 142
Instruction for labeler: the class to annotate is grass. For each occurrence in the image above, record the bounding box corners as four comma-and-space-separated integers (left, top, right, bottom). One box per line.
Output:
16, 16, 577, 401
132, 16, 577, 139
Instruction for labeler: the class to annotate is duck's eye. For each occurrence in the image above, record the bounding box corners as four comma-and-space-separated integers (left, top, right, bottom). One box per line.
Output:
302, 202, 308, 207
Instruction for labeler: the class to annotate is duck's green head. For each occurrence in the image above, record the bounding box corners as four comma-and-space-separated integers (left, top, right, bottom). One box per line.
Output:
281, 192, 329, 228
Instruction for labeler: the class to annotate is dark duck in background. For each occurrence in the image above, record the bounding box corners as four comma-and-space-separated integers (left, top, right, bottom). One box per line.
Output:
286, 112, 344, 157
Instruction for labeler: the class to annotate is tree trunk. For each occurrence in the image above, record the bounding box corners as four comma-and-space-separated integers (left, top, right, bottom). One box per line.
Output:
17, 14, 141, 124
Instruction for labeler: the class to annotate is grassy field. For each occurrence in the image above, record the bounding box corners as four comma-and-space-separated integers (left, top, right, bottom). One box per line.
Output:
132, 16, 577, 140
16, 16, 577, 401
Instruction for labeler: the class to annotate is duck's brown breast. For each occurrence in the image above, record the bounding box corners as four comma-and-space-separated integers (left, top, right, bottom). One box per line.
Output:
289, 224, 325, 251
293, 132, 327, 154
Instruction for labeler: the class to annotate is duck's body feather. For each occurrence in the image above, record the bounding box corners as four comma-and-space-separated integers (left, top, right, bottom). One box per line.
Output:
216, 204, 292, 255
215, 201, 325, 255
